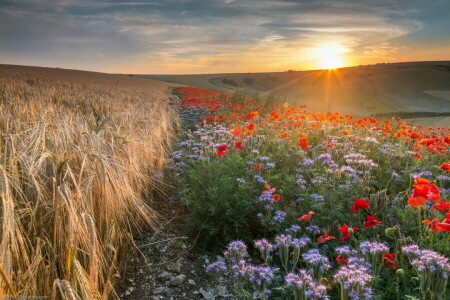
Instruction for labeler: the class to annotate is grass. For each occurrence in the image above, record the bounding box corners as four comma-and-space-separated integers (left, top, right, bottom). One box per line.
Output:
0, 65, 179, 298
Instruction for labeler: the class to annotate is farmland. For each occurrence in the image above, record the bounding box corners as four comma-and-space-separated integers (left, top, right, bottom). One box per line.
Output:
0, 65, 179, 298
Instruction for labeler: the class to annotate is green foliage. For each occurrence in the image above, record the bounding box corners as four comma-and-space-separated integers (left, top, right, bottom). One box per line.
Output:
177, 155, 261, 251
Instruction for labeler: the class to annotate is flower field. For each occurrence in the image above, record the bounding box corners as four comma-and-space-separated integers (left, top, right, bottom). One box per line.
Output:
165, 86, 450, 299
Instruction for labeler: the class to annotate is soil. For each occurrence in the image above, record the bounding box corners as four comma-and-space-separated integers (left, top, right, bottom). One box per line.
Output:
117, 200, 235, 300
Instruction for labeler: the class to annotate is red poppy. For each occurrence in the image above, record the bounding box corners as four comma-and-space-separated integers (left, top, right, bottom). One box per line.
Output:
342, 130, 350, 136
273, 194, 281, 202
351, 199, 370, 213
408, 178, 441, 206
235, 141, 245, 150
443, 213, 450, 224
338, 224, 358, 242
270, 111, 281, 121
336, 255, 347, 265
409, 132, 420, 139
437, 213, 450, 231
317, 230, 335, 243
264, 184, 276, 193
217, 145, 228, 156
248, 123, 256, 131
427, 184, 441, 202
297, 211, 315, 221
422, 218, 442, 233
298, 138, 309, 150
362, 215, 382, 229
437, 223, 450, 231
439, 162, 449, 172
383, 253, 397, 269
254, 163, 262, 170
432, 202, 450, 213
232, 128, 243, 137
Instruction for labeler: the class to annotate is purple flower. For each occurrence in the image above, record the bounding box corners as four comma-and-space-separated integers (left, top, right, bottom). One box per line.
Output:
206, 261, 227, 273
275, 234, 293, 248
401, 244, 422, 257
236, 178, 246, 184
310, 193, 325, 202
255, 239, 274, 253
254, 175, 267, 184
302, 249, 331, 271
285, 225, 302, 234
224, 240, 248, 264
359, 241, 389, 255
305, 281, 329, 300
306, 225, 321, 235
335, 246, 357, 256
334, 257, 373, 299
273, 210, 287, 223
248, 266, 274, 286
411, 250, 450, 275
292, 237, 310, 249
285, 270, 312, 289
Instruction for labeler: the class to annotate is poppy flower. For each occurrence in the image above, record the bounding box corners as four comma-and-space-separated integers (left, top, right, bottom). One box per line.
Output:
298, 138, 309, 150
408, 178, 441, 206
383, 253, 397, 269
409, 132, 420, 140
264, 184, 276, 193
248, 123, 256, 131
254, 163, 262, 170
232, 128, 243, 137
297, 211, 315, 221
270, 111, 281, 121
273, 194, 281, 202
436, 213, 450, 231
439, 162, 450, 171
432, 201, 450, 213
422, 218, 442, 233
342, 130, 350, 136
336, 255, 347, 265
317, 230, 335, 243
437, 223, 450, 231
235, 141, 245, 150
362, 215, 382, 229
351, 198, 370, 213
338, 224, 358, 242
217, 145, 228, 156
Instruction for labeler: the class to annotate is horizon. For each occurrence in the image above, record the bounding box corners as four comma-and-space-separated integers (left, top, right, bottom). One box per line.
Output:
1, 0, 450, 74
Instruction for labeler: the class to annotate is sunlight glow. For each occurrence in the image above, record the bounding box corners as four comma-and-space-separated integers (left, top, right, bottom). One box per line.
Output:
314, 43, 348, 69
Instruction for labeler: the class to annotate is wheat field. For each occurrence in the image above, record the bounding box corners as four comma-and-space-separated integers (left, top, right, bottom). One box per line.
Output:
0, 65, 179, 298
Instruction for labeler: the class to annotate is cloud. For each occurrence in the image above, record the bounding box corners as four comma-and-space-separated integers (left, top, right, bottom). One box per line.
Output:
0, 0, 446, 73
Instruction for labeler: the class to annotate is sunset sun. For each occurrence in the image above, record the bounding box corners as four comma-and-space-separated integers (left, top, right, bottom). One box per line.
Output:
314, 43, 348, 69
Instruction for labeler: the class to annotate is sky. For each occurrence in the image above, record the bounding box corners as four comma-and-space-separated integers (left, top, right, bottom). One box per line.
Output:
1, 0, 449, 74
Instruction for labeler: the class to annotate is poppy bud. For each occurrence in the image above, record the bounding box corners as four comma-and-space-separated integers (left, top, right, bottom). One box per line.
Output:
385, 228, 395, 237
396, 269, 404, 277
348, 228, 354, 235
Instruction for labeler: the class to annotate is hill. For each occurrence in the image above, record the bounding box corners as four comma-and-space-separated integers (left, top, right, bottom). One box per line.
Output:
139, 61, 450, 126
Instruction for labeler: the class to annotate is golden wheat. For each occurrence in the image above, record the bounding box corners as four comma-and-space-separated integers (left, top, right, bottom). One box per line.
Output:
0, 65, 180, 298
